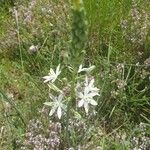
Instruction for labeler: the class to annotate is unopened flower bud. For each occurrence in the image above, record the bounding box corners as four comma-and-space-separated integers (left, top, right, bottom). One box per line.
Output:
28, 45, 38, 53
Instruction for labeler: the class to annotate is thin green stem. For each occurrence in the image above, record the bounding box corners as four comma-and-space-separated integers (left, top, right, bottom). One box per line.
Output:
14, 9, 24, 72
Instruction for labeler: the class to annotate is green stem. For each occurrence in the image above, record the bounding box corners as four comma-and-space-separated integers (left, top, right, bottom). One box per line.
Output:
66, 101, 70, 147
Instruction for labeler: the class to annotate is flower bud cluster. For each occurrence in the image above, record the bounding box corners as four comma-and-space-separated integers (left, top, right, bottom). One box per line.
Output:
71, 0, 88, 57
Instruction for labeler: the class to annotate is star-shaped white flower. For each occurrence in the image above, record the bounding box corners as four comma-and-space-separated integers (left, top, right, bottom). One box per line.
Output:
43, 64, 61, 83
84, 76, 99, 94
76, 76, 99, 114
44, 93, 66, 119
78, 64, 95, 73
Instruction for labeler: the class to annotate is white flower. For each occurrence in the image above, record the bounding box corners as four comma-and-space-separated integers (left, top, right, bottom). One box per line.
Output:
43, 64, 61, 83
84, 76, 100, 94
76, 76, 99, 114
44, 93, 66, 119
78, 64, 95, 73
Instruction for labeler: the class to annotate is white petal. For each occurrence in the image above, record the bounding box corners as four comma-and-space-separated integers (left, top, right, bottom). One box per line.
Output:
78, 65, 95, 73
81, 68, 87, 72
56, 64, 61, 75
89, 78, 94, 87
49, 107, 56, 116
42, 76, 49, 80
51, 77, 56, 83
78, 99, 84, 107
50, 68, 55, 75
84, 87, 90, 95
57, 70, 61, 76
91, 87, 99, 92
44, 102, 53, 106
87, 65, 95, 72
78, 64, 83, 73
85, 76, 89, 85
49, 93, 55, 101
90, 99, 97, 106
43, 76, 52, 83
88, 92, 99, 97
58, 94, 63, 102
78, 92, 84, 99
57, 106, 62, 119
84, 102, 89, 114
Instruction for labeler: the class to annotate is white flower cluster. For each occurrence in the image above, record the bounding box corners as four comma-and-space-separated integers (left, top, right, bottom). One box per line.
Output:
76, 76, 99, 114
43, 64, 99, 119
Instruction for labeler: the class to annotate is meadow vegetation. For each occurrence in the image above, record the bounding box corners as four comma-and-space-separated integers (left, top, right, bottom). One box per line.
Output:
0, 0, 150, 149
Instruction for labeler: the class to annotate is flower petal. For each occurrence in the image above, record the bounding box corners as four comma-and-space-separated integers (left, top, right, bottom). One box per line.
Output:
51, 77, 57, 83
78, 99, 84, 107
58, 94, 64, 102
78, 92, 84, 99
84, 102, 89, 114
78, 65, 95, 73
88, 92, 99, 97
90, 99, 97, 106
78, 64, 83, 73
57, 106, 62, 119
49, 93, 56, 101
87, 65, 95, 72
44, 102, 53, 106
89, 78, 94, 87
56, 64, 61, 75
50, 68, 55, 75
43, 76, 52, 83
49, 107, 56, 116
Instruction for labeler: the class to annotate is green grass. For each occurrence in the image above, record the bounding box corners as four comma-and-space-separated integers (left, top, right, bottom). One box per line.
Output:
0, 0, 150, 149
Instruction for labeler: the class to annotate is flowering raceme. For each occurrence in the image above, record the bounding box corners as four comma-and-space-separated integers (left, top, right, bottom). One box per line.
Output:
43, 64, 100, 119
